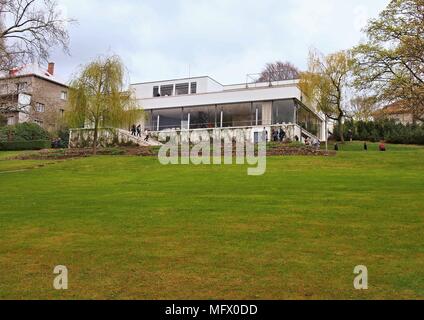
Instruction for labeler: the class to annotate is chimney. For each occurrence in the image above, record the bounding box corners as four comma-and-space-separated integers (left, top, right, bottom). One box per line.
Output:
48, 62, 55, 76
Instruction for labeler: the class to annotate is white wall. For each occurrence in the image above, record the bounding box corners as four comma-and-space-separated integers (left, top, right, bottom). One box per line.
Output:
137, 85, 302, 110
131, 76, 224, 99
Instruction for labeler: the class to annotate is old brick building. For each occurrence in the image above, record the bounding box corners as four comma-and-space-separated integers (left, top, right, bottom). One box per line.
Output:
0, 63, 69, 131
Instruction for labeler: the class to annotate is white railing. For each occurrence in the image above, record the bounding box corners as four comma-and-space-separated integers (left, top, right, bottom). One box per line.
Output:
69, 128, 163, 148
116, 129, 162, 147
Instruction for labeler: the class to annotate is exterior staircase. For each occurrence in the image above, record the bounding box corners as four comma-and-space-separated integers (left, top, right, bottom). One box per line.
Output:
116, 129, 162, 147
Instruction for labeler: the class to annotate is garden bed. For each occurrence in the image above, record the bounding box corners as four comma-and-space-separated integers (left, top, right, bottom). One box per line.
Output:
12, 143, 335, 160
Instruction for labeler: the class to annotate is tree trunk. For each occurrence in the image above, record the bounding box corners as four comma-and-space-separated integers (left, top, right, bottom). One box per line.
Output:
93, 123, 98, 155
338, 115, 345, 143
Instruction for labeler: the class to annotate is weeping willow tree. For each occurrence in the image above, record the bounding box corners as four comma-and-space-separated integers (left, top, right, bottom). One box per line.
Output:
66, 55, 141, 154
299, 49, 354, 142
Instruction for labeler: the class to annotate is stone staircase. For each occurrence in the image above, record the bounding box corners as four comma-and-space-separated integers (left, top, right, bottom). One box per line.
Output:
116, 129, 162, 147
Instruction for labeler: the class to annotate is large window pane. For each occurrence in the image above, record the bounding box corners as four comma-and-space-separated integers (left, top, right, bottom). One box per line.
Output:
144, 111, 152, 130
253, 103, 263, 126
190, 82, 197, 94
297, 105, 321, 137
160, 85, 173, 96
219, 103, 253, 127
153, 86, 160, 97
176, 83, 189, 95
185, 105, 216, 129
152, 108, 182, 130
272, 100, 295, 124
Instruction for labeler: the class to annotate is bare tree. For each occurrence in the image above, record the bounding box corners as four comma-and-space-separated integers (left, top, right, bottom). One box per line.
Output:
0, 0, 74, 72
257, 61, 300, 82
353, 0, 424, 122
348, 95, 379, 122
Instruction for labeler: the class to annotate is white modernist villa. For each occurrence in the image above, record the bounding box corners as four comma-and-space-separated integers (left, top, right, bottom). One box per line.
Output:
131, 76, 326, 143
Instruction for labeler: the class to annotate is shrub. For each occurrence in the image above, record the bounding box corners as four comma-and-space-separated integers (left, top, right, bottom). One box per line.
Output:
0, 123, 52, 151
0, 123, 50, 142
0, 140, 51, 151
0, 114, 7, 127
334, 120, 424, 145
52, 127, 70, 149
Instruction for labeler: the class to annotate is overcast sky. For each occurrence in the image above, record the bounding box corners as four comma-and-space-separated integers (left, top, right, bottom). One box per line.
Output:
51, 0, 390, 85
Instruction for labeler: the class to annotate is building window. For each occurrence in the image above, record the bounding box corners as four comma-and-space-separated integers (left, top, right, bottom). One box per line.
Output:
61, 91, 68, 100
253, 103, 263, 126
184, 105, 216, 129
59, 109, 65, 117
219, 103, 253, 128
0, 84, 8, 94
160, 85, 173, 97
297, 104, 321, 137
35, 102, 45, 113
175, 83, 189, 95
16, 82, 28, 93
151, 107, 183, 131
272, 100, 296, 125
153, 86, 160, 97
7, 116, 15, 126
190, 82, 197, 94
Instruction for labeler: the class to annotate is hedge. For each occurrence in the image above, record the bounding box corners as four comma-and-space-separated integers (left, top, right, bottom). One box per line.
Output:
0, 140, 51, 151
334, 120, 424, 145
0, 123, 50, 142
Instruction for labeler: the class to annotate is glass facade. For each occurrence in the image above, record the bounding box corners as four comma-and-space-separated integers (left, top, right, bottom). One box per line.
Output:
253, 103, 263, 126
219, 103, 253, 127
145, 99, 321, 138
272, 100, 295, 124
297, 104, 321, 137
151, 108, 182, 131
184, 105, 216, 129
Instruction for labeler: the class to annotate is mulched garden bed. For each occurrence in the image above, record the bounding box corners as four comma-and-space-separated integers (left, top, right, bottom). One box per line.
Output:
12, 144, 335, 160
13, 147, 156, 160
267, 145, 336, 156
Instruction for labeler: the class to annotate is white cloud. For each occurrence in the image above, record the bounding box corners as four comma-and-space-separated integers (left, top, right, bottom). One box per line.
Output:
51, 0, 390, 85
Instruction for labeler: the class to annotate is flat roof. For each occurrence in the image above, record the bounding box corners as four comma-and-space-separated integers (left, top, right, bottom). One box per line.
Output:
132, 76, 223, 86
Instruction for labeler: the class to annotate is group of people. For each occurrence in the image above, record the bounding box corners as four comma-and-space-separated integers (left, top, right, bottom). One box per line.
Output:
305, 136, 321, 149
131, 124, 150, 142
271, 127, 286, 142
51, 137, 63, 149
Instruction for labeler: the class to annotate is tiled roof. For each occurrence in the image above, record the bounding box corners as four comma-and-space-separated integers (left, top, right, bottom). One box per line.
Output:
0, 63, 67, 86
378, 101, 411, 115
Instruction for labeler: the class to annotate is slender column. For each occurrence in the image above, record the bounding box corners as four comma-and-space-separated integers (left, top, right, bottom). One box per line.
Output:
157, 115, 160, 131
220, 110, 223, 128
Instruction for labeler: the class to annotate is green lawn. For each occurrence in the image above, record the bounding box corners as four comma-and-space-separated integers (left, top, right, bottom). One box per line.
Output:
0, 144, 423, 300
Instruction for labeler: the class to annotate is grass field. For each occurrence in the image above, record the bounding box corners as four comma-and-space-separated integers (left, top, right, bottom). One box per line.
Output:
0, 143, 423, 300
